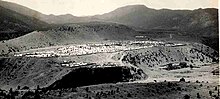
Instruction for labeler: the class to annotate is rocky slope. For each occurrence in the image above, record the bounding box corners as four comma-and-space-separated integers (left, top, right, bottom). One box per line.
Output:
0, 22, 138, 56
0, 57, 146, 90
111, 43, 218, 73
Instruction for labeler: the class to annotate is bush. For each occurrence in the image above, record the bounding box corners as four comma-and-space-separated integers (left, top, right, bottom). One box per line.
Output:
179, 78, 185, 82
184, 94, 190, 99
200, 84, 203, 87
177, 87, 182, 91
179, 62, 187, 68
127, 93, 132, 97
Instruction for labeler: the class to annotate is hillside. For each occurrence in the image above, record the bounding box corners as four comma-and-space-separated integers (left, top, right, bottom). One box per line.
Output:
40, 81, 219, 99
0, 0, 45, 21
0, 6, 50, 40
0, 42, 218, 90
118, 43, 218, 72
0, 22, 138, 55
0, 57, 72, 90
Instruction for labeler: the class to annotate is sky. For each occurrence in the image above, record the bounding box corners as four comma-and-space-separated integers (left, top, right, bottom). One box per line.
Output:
2, 0, 219, 16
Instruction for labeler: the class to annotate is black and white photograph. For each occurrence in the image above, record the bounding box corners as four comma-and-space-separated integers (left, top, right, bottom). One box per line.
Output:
0, 0, 219, 98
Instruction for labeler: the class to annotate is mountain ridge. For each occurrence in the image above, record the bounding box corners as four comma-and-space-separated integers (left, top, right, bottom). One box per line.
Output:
0, 1, 218, 50
0, 5, 50, 40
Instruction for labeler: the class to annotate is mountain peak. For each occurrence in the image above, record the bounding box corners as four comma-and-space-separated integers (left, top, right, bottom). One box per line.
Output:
123, 4, 147, 8
116, 4, 149, 10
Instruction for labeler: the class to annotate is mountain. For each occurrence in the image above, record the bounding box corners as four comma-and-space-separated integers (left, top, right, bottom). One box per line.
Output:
0, 22, 138, 55
0, 6, 51, 40
42, 14, 95, 24
1, 1, 217, 35
0, 0, 45, 20
95, 5, 218, 35
0, 0, 91, 24
0, 1, 218, 50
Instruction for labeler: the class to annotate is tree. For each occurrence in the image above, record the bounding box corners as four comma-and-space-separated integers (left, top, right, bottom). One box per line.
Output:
190, 65, 193, 70
34, 90, 41, 99
215, 86, 218, 91
9, 88, 15, 99
17, 86, 21, 90
37, 85, 40, 90
209, 90, 212, 96
197, 93, 201, 98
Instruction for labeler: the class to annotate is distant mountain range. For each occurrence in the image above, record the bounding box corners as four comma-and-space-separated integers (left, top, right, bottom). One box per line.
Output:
0, 0, 218, 35
95, 5, 218, 35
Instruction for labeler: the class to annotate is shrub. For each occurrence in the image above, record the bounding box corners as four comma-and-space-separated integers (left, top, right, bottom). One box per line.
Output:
127, 93, 132, 97
179, 78, 185, 82
184, 94, 190, 99
200, 84, 203, 87
177, 87, 182, 91
179, 62, 187, 68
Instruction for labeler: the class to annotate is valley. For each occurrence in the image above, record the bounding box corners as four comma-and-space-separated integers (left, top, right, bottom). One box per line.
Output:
0, 1, 218, 98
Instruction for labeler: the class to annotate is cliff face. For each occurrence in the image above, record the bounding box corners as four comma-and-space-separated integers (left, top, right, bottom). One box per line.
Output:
48, 66, 147, 89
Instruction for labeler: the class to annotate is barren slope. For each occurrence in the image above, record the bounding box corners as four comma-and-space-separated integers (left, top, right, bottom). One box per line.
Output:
0, 22, 138, 55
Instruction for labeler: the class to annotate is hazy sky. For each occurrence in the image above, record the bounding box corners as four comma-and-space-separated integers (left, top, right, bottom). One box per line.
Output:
3, 0, 218, 16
